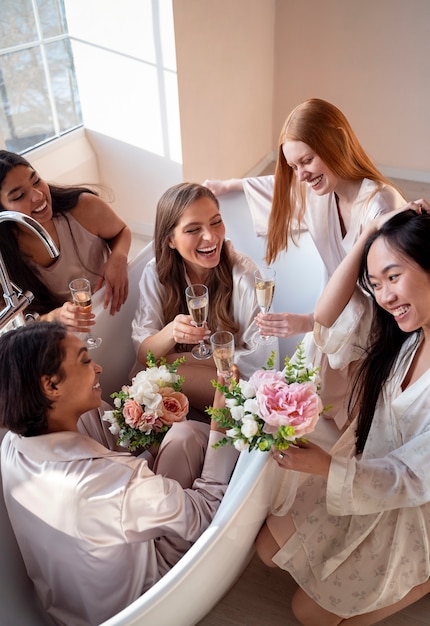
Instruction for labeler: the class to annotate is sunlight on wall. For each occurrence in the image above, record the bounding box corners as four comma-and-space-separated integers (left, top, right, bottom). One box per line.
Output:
64, 0, 182, 163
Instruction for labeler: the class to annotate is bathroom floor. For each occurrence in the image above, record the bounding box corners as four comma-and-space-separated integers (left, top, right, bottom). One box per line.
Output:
197, 552, 430, 625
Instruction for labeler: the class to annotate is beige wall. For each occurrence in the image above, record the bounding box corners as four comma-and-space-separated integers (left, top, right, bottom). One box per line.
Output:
274, 0, 430, 179
173, 0, 275, 181
175, 0, 430, 182
27, 1, 430, 236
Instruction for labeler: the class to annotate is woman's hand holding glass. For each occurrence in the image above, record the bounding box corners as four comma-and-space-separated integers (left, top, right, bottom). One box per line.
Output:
172, 313, 211, 347
69, 278, 102, 349
210, 330, 235, 381
255, 311, 314, 338
185, 284, 212, 360
254, 266, 277, 345
54, 300, 96, 333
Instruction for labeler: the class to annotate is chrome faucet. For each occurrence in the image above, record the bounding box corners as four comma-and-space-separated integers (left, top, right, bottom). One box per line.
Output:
0, 211, 60, 331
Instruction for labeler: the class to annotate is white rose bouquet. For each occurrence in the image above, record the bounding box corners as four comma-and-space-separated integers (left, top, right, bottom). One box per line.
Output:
206, 344, 323, 452
103, 353, 188, 451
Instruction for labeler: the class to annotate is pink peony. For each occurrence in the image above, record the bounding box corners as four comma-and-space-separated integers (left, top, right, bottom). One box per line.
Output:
248, 369, 285, 391
256, 381, 322, 438
158, 388, 189, 425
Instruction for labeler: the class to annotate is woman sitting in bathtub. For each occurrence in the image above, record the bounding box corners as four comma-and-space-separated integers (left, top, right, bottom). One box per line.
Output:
0, 321, 238, 626
0, 150, 131, 330
255, 204, 430, 625
131, 182, 277, 413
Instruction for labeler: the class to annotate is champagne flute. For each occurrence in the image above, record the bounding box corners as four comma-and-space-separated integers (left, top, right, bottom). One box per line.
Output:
69, 278, 102, 350
185, 284, 212, 360
254, 266, 276, 344
210, 331, 235, 380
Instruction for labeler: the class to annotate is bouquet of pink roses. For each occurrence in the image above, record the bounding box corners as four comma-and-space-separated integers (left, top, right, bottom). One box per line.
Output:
207, 344, 323, 452
102, 353, 188, 451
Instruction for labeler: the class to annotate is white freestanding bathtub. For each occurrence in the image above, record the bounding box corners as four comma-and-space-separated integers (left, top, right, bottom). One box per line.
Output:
0, 190, 333, 626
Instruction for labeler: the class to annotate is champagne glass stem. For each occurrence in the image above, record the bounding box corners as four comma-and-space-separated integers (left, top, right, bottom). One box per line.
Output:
185, 283, 212, 360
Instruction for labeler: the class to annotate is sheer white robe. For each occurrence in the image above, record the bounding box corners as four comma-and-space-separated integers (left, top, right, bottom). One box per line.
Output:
270, 326, 430, 617
243, 176, 405, 427
131, 239, 278, 379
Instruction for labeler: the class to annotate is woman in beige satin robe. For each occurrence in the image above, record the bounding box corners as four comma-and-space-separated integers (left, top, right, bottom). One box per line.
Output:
0, 322, 237, 626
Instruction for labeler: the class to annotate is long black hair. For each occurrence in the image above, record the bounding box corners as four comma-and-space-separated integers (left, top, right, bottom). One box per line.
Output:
350, 209, 430, 453
0, 150, 98, 314
0, 322, 67, 436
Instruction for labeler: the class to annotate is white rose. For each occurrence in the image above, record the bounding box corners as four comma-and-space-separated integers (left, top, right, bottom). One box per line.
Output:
144, 392, 163, 412
226, 427, 240, 439
234, 439, 249, 452
102, 410, 115, 423
225, 397, 238, 408
241, 418, 258, 438
131, 378, 160, 406
238, 379, 256, 398
243, 397, 259, 415
230, 405, 245, 421
108, 422, 121, 435
147, 365, 178, 386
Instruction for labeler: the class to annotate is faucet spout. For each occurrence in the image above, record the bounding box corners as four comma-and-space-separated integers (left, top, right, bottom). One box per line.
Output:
0, 211, 60, 331
0, 211, 59, 256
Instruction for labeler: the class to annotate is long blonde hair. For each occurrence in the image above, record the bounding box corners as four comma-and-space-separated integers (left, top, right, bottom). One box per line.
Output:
266, 98, 399, 263
154, 183, 239, 350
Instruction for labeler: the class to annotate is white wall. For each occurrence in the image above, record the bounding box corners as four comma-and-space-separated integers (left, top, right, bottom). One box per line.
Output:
26, 128, 100, 186
63, 0, 183, 236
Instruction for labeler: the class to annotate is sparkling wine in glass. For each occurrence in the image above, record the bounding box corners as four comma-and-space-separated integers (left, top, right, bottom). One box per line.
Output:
69, 278, 102, 350
254, 266, 276, 344
185, 284, 212, 360
210, 331, 234, 380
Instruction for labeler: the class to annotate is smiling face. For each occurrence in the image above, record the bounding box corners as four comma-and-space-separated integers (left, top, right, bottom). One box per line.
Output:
282, 140, 341, 196
367, 236, 430, 335
0, 164, 53, 223
168, 196, 226, 283
48, 334, 103, 426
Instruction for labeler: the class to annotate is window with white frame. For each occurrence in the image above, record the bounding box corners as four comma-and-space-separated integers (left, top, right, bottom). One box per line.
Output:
0, 0, 82, 154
